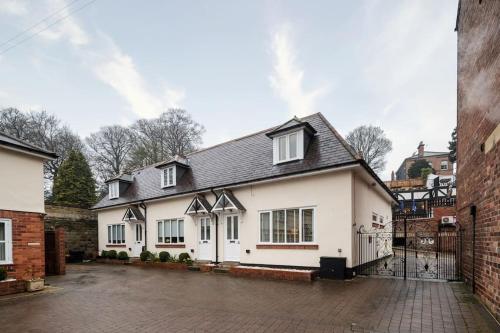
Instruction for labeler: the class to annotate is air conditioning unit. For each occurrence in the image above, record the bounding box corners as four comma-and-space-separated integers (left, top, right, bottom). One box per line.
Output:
441, 216, 455, 225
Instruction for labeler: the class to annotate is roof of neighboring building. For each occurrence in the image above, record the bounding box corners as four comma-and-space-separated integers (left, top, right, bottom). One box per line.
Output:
0, 131, 57, 160
93, 113, 395, 209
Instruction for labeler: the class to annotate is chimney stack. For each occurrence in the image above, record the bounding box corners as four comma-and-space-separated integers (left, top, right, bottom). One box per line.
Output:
417, 141, 425, 158
391, 170, 395, 181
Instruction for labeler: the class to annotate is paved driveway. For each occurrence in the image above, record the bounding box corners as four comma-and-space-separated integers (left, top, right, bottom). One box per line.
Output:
0, 264, 497, 332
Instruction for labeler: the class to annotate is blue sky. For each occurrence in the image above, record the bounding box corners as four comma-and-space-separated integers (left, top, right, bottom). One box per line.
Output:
0, 0, 458, 180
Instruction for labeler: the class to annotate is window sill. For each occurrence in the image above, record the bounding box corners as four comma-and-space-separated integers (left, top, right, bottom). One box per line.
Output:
106, 244, 126, 248
155, 244, 186, 248
256, 244, 318, 250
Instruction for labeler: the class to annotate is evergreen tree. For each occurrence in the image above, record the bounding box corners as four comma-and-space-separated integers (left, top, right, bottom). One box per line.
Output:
408, 159, 434, 179
52, 150, 96, 208
448, 127, 457, 163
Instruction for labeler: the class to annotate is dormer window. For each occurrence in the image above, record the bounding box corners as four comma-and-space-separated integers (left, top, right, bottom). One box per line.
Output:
161, 166, 176, 187
275, 131, 301, 163
266, 117, 316, 165
109, 181, 119, 199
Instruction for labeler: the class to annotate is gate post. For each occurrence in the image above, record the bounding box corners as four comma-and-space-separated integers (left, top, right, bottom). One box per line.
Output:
404, 216, 407, 280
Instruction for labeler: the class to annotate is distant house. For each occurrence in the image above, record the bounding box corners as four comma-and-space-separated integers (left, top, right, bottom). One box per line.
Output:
0, 132, 57, 282
395, 141, 452, 180
93, 113, 396, 276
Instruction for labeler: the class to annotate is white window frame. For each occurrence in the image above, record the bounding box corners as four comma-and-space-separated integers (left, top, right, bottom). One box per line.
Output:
107, 223, 125, 244
109, 181, 119, 199
157, 218, 184, 244
161, 166, 176, 188
0, 218, 13, 265
258, 207, 315, 244
273, 130, 304, 164
440, 160, 448, 170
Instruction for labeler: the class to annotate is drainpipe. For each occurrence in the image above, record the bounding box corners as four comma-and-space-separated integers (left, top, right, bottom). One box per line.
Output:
470, 205, 476, 294
211, 189, 219, 264
139, 202, 147, 252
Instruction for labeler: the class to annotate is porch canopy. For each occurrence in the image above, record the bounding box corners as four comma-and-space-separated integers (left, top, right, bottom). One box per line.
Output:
122, 206, 145, 222
185, 194, 212, 215
211, 189, 246, 213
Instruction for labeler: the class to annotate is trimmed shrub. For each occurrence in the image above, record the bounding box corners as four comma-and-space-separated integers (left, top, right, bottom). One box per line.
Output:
140, 251, 152, 262
107, 250, 117, 259
0, 267, 7, 281
178, 252, 191, 263
117, 251, 129, 260
159, 251, 170, 262
100, 250, 108, 258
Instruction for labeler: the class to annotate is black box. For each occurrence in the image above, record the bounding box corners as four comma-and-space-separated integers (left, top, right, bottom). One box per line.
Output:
319, 257, 346, 280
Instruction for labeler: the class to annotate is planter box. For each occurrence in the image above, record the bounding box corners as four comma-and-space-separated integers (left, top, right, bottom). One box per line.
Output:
229, 266, 317, 282
0, 279, 26, 296
131, 261, 189, 270
95, 258, 129, 265
26, 279, 44, 292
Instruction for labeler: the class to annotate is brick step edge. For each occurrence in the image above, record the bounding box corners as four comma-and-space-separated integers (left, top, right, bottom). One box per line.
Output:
229, 266, 318, 282
0, 280, 26, 296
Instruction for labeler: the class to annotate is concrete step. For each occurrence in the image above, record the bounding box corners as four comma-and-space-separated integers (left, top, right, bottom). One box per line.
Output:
213, 267, 230, 274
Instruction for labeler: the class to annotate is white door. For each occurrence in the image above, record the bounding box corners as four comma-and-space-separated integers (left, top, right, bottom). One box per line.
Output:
198, 217, 212, 261
132, 223, 144, 257
224, 215, 240, 262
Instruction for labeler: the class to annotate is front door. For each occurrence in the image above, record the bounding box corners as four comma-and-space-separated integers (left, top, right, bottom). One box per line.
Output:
198, 217, 212, 261
224, 215, 240, 262
132, 223, 144, 257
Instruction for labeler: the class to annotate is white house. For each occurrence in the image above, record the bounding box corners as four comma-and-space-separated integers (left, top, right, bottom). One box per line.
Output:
93, 113, 396, 276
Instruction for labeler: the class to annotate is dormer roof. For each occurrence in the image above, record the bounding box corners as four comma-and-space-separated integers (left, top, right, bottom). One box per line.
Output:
265, 116, 317, 138
155, 155, 190, 169
105, 173, 133, 184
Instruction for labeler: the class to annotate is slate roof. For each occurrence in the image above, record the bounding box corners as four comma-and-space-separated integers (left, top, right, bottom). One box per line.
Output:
93, 113, 390, 209
0, 131, 57, 159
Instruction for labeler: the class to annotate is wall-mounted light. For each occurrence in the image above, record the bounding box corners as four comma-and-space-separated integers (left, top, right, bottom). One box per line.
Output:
338, 248, 342, 254
190, 249, 194, 253
246, 249, 251, 254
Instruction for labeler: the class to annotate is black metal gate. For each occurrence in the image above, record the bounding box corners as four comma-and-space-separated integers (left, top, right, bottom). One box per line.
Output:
356, 223, 462, 281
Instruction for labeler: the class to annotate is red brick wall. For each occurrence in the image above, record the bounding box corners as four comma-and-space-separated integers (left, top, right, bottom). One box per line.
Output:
457, 0, 500, 320
0, 210, 45, 281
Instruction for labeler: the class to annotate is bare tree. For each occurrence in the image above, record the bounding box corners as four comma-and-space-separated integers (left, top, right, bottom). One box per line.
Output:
0, 108, 83, 181
86, 125, 135, 182
128, 109, 205, 169
345, 125, 392, 173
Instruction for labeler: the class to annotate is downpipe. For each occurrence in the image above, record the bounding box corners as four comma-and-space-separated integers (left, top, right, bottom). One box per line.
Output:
140, 202, 147, 252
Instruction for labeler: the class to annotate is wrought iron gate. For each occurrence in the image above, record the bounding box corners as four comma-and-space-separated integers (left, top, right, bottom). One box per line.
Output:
357, 223, 462, 281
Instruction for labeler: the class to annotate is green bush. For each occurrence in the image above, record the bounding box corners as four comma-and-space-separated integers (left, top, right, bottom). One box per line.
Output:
140, 251, 153, 262
107, 250, 117, 259
100, 250, 108, 258
117, 251, 129, 260
0, 267, 7, 281
159, 251, 170, 262
178, 252, 191, 263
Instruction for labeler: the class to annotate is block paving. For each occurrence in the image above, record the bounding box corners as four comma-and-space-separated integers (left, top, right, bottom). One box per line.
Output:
0, 264, 498, 332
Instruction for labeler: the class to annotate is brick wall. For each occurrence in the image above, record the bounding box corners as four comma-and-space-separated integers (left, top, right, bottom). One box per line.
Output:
55, 228, 66, 275
0, 210, 45, 281
457, 0, 500, 320
44, 205, 98, 260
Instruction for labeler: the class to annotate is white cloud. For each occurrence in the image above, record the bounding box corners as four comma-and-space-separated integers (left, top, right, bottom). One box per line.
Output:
92, 40, 185, 118
36, 0, 90, 46
0, 0, 28, 15
269, 23, 328, 117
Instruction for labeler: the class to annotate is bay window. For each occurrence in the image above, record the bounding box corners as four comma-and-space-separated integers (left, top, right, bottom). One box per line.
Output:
260, 207, 314, 243
107, 224, 125, 244
158, 219, 184, 243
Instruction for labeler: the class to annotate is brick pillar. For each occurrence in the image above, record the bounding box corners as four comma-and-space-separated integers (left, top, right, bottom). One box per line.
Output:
55, 228, 66, 275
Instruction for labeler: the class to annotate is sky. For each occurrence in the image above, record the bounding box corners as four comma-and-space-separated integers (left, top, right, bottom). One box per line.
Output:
0, 0, 458, 180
